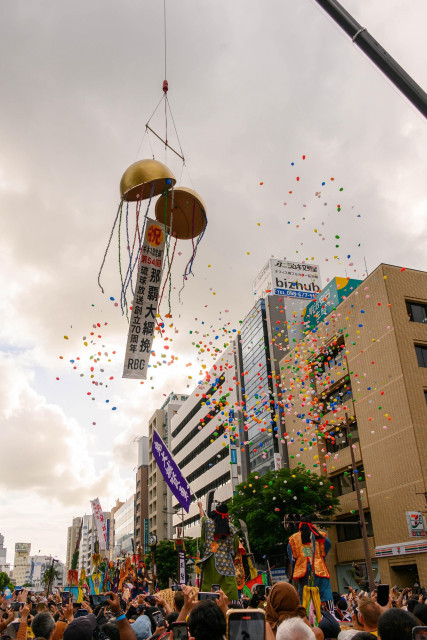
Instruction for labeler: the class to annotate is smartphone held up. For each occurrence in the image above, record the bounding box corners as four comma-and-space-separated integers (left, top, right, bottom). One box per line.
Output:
171, 621, 189, 640
376, 584, 390, 607
226, 608, 265, 640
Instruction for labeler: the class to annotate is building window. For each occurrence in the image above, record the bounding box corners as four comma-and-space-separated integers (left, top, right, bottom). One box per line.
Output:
330, 467, 365, 497
425, 390, 427, 405
407, 301, 427, 324
325, 421, 359, 454
319, 382, 353, 416
336, 513, 374, 542
415, 345, 427, 368
314, 338, 345, 376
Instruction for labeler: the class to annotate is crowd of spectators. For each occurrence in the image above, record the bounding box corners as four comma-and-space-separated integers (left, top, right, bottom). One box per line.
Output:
1, 582, 427, 640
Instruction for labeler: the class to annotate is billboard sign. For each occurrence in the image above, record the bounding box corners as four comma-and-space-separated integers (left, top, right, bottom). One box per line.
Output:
270, 567, 288, 583
15, 543, 31, 553
253, 259, 321, 302
303, 277, 362, 329
406, 512, 427, 538
274, 453, 282, 470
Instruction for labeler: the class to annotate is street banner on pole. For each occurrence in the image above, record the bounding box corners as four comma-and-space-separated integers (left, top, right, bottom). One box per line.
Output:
151, 429, 192, 513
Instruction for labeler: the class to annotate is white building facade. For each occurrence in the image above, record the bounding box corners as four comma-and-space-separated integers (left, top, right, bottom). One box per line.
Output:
171, 344, 243, 538
148, 393, 189, 543
113, 496, 135, 558
28, 556, 65, 591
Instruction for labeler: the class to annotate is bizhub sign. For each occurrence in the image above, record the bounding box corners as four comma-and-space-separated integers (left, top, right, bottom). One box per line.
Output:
274, 288, 317, 299
253, 259, 321, 302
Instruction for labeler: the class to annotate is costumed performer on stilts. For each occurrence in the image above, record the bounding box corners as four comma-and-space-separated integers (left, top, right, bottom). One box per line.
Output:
197, 495, 239, 600
287, 517, 333, 609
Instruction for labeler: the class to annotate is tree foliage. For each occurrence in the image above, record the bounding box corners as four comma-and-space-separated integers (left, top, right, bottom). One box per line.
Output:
228, 467, 339, 563
154, 539, 199, 590
0, 571, 13, 591
42, 566, 60, 590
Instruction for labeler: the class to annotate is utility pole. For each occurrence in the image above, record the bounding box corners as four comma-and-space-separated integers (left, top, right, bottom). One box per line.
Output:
309, 411, 375, 592
313, 0, 427, 118
47, 557, 58, 595
343, 412, 375, 592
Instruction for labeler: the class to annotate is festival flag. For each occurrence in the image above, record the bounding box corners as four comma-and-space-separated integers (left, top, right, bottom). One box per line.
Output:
151, 429, 192, 512
90, 498, 108, 550
242, 572, 269, 597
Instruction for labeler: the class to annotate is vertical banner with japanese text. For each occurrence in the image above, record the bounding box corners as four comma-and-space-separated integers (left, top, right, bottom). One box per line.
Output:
122, 218, 166, 379
178, 550, 187, 585
90, 498, 107, 550
151, 429, 192, 512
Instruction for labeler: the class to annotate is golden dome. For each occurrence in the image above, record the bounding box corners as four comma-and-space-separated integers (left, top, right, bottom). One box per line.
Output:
155, 187, 207, 240
119, 159, 176, 202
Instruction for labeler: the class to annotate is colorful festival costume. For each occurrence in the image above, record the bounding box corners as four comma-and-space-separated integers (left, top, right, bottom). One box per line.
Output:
198, 503, 239, 600
287, 518, 333, 605
233, 541, 246, 591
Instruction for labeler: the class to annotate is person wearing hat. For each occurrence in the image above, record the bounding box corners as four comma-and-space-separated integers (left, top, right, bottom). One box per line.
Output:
62, 613, 97, 640
287, 517, 333, 607
196, 499, 239, 600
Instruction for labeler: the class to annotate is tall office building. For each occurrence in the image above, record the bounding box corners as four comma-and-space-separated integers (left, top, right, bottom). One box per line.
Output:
113, 496, 135, 558
0, 534, 10, 576
109, 499, 124, 560
281, 264, 427, 590
13, 543, 31, 585
171, 345, 243, 538
66, 510, 111, 574
135, 436, 149, 552
66, 517, 82, 572
78, 514, 92, 572
238, 259, 322, 476
148, 393, 188, 543
86, 510, 111, 574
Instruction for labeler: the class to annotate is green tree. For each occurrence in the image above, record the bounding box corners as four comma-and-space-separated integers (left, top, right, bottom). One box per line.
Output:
154, 538, 199, 590
228, 467, 339, 563
0, 571, 13, 591
42, 566, 60, 592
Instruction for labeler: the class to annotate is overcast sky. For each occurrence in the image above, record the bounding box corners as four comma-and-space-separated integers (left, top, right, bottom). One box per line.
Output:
1, 0, 426, 565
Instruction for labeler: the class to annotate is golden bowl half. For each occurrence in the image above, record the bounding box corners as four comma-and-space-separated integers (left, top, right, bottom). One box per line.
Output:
155, 187, 207, 240
120, 159, 176, 202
